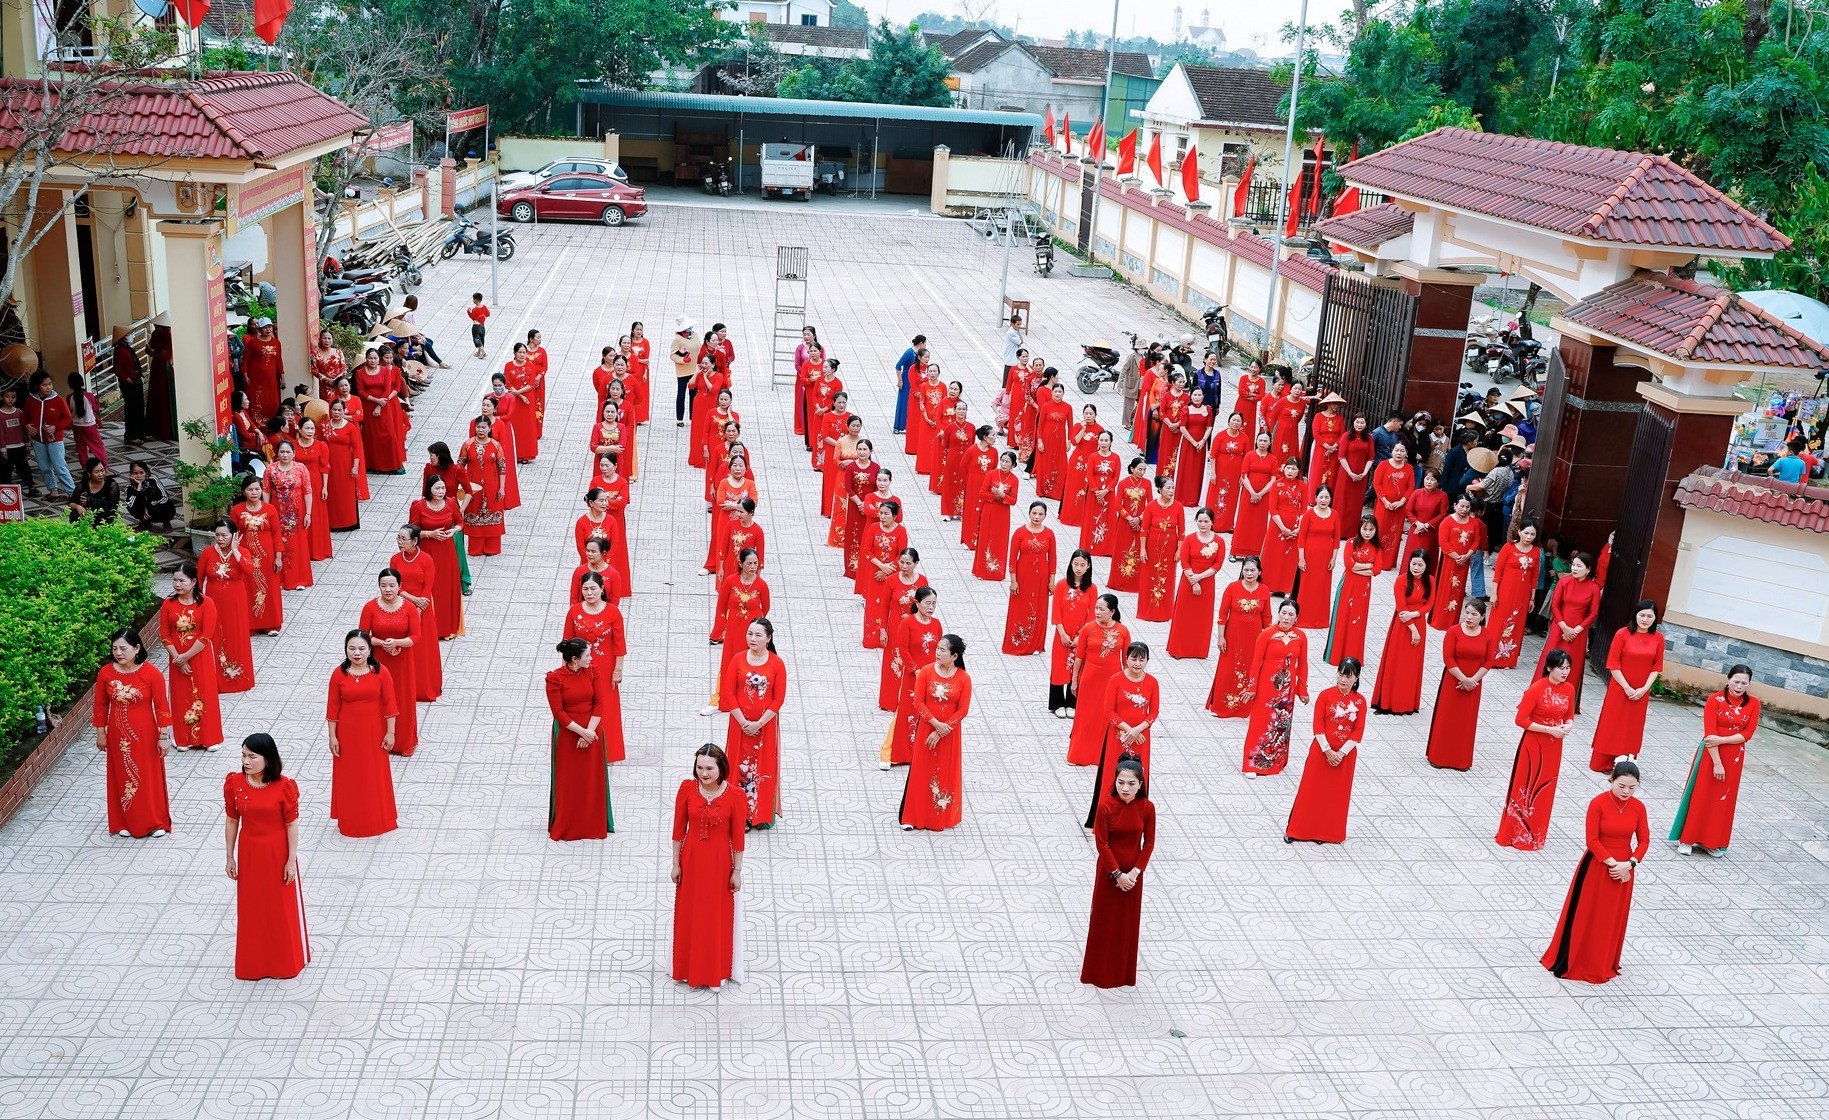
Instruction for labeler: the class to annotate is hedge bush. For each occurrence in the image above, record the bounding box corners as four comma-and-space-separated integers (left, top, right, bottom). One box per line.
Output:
0, 517, 159, 767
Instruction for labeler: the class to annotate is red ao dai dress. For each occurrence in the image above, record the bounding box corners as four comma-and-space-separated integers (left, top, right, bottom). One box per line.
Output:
545, 664, 611, 840
671, 780, 747, 988
93, 661, 172, 836
407, 499, 465, 639
197, 543, 256, 693
1269, 389, 1307, 461
1430, 513, 1488, 629
501, 358, 541, 460
1334, 436, 1374, 533
390, 549, 444, 701
1405, 485, 1448, 570
322, 420, 363, 531
1234, 372, 1267, 436
886, 619, 944, 765
1206, 582, 1273, 717
971, 468, 1019, 580
1370, 459, 1414, 570
160, 596, 222, 749
722, 651, 788, 828
1292, 507, 1339, 628
899, 664, 972, 831
224, 773, 310, 979
356, 362, 409, 473
1587, 629, 1666, 771
913, 380, 950, 476
325, 666, 399, 838
1257, 478, 1305, 595
1061, 423, 1103, 526
1079, 453, 1123, 556
563, 604, 628, 764
600, 477, 632, 587
960, 444, 998, 547
1068, 621, 1132, 766
1324, 540, 1380, 666
1425, 623, 1496, 770
358, 598, 422, 755
1105, 476, 1153, 593
1370, 576, 1433, 715
1050, 580, 1099, 711
1085, 671, 1159, 828
1538, 575, 1602, 713
1165, 531, 1227, 658
292, 437, 333, 562
1669, 691, 1761, 852
1231, 450, 1279, 558
713, 575, 772, 688
1489, 541, 1542, 668
1306, 411, 1345, 500
1496, 675, 1578, 850
457, 436, 508, 555
840, 460, 882, 576
263, 464, 314, 591
868, 571, 923, 653
1174, 404, 1212, 508
704, 476, 759, 576
477, 404, 522, 509
1241, 626, 1308, 775
1205, 429, 1250, 532
936, 417, 975, 513
1080, 793, 1155, 989
1285, 684, 1369, 843
855, 518, 907, 602
1002, 525, 1056, 655
1136, 500, 1183, 622
1542, 791, 1650, 984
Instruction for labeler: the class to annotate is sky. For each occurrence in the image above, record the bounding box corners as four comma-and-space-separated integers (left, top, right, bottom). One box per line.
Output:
862, 0, 1351, 55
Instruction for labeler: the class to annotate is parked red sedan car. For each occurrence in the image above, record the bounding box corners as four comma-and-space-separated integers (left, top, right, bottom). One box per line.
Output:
497, 173, 648, 226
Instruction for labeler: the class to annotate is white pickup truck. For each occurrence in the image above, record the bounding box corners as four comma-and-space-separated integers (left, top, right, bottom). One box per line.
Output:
760, 143, 816, 201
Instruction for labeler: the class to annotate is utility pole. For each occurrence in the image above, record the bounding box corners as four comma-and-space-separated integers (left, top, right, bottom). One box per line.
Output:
1085, 0, 1121, 264
1263, 0, 1310, 361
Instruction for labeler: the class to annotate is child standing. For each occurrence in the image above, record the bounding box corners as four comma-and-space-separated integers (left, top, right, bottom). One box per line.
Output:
27, 372, 75, 497
68, 372, 106, 468
467, 293, 490, 358
0, 385, 31, 493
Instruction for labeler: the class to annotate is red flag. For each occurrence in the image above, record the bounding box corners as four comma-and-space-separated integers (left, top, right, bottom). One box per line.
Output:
1116, 129, 1138, 175
1087, 118, 1105, 161
1231, 153, 1255, 218
1145, 131, 1162, 186
1042, 106, 1056, 149
1285, 175, 1302, 237
171, 0, 211, 24
1181, 140, 1201, 204
1304, 134, 1327, 216
1330, 185, 1361, 219
253, 0, 292, 44
1061, 113, 1072, 155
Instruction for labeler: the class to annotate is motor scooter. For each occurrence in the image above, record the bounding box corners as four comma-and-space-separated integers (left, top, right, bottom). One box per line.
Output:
1203, 305, 1229, 359
1075, 330, 1145, 395
1033, 232, 1055, 277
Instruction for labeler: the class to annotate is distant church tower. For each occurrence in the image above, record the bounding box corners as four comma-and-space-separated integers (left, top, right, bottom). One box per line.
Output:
1173, 6, 1183, 40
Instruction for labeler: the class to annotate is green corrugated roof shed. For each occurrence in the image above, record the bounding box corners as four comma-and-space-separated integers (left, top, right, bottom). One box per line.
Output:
578, 88, 1042, 129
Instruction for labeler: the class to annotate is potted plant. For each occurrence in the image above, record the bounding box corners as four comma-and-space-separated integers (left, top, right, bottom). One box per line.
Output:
172, 417, 247, 547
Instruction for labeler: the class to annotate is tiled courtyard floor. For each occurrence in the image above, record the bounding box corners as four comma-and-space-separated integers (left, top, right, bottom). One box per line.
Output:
3, 198, 1828, 1120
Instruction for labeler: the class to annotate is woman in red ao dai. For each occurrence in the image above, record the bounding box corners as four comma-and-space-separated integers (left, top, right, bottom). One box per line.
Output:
1285, 658, 1368, 843
161, 563, 222, 750
1084, 642, 1159, 828
1586, 601, 1665, 772
1164, 507, 1226, 658
1496, 650, 1578, 851
899, 634, 972, 832
94, 630, 173, 837
722, 618, 788, 829
1002, 501, 1056, 655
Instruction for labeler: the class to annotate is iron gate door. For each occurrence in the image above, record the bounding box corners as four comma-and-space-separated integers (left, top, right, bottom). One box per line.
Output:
1519, 349, 1568, 528
1313, 271, 1417, 423
1588, 406, 1675, 674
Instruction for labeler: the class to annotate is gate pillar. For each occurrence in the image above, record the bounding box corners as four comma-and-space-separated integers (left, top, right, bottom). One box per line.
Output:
1537, 335, 1646, 554
1634, 383, 1746, 605
1393, 265, 1480, 422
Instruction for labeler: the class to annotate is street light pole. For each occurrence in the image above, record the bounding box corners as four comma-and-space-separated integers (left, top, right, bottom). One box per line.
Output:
1264, 0, 1310, 361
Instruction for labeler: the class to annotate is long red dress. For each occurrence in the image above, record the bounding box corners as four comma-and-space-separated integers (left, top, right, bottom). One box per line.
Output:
1060, 422, 1104, 527
1105, 476, 1153, 592
1489, 541, 1542, 668
502, 358, 541, 460
1205, 428, 1250, 532
407, 499, 465, 639
1496, 676, 1578, 850
1085, 671, 1159, 828
1324, 540, 1379, 665
264, 463, 314, 592
1542, 792, 1650, 983
1425, 623, 1495, 770
1306, 410, 1345, 500
671, 780, 747, 987
1173, 404, 1212, 508
913, 381, 950, 476
358, 599, 421, 756
886, 618, 944, 764
1034, 398, 1074, 499
198, 543, 256, 693
1285, 684, 1369, 843
224, 773, 310, 980
1231, 450, 1279, 557
1206, 581, 1272, 717
722, 651, 787, 827
1257, 478, 1305, 595
563, 604, 628, 765
1670, 691, 1760, 851
458, 437, 507, 555
713, 575, 772, 690
1292, 507, 1339, 628
970, 469, 1019, 580
705, 476, 759, 576
1587, 630, 1665, 771
960, 443, 999, 547
1269, 388, 1307, 461
935, 417, 975, 517
1234, 372, 1267, 436
855, 520, 907, 602
1001, 525, 1056, 654
599, 476, 634, 593
1079, 453, 1122, 556
390, 548, 444, 701
899, 665, 972, 831
325, 666, 399, 838
1241, 627, 1307, 775
1405, 486, 1448, 571
1049, 580, 1099, 710
877, 604, 934, 710
356, 364, 409, 473
1136, 499, 1183, 622
1370, 459, 1414, 570
1538, 575, 1602, 713
545, 664, 611, 840
1334, 435, 1373, 534
865, 570, 922, 654
240, 332, 283, 420
322, 420, 363, 531
293, 436, 334, 561
1369, 575, 1433, 714
1165, 532, 1226, 658
160, 596, 222, 749
1067, 621, 1132, 766
840, 460, 882, 577
478, 405, 522, 509
1430, 514, 1487, 629
1080, 795, 1155, 988
526, 344, 550, 437
93, 661, 172, 836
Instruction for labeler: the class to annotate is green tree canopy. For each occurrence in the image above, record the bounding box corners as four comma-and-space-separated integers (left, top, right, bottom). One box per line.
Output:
776, 21, 953, 107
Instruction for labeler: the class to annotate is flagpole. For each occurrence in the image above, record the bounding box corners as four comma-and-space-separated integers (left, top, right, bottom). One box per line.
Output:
1264, 0, 1310, 360
1086, 0, 1121, 264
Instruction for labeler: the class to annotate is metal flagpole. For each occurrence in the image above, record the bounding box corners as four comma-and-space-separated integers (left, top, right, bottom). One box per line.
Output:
1086, 0, 1121, 264
1263, 0, 1310, 359
487, 115, 499, 304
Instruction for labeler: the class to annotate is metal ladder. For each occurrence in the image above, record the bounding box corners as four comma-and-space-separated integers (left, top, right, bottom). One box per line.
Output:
771, 246, 809, 390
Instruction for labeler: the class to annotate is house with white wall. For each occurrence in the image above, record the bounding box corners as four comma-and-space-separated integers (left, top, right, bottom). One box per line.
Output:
722, 0, 833, 26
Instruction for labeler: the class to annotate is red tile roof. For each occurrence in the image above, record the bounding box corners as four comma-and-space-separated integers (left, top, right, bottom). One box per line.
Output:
1675, 468, 1829, 533
1340, 128, 1790, 254
0, 72, 367, 162
1560, 270, 1829, 369
1312, 202, 1415, 250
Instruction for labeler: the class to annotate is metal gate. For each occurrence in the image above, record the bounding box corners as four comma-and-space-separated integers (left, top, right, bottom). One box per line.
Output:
1076, 167, 1095, 254
1519, 349, 1568, 527
1589, 406, 1674, 672
1312, 271, 1417, 423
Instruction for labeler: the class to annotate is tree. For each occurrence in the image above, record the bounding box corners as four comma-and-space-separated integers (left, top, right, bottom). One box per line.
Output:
832, 1, 870, 29
0, 9, 180, 313
777, 21, 954, 107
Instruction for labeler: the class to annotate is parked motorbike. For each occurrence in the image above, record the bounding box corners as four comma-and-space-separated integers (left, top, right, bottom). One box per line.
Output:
1074, 330, 1145, 396
1033, 232, 1055, 277
1464, 313, 1503, 371
1455, 381, 1484, 418
319, 292, 380, 334
438, 215, 515, 261
815, 163, 845, 196
718, 163, 732, 196
1203, 305, 1229, 359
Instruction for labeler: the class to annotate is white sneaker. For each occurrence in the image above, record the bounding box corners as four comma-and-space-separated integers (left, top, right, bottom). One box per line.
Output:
204, 744, 219, 752
878, 761, 890, 771
149, 829, 167, 838
900, 823, 915, 831
1677, 843, 1694, 855
115, 830, 131, 838
1245, 771, 1257, 780
698, 705, 717, 717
